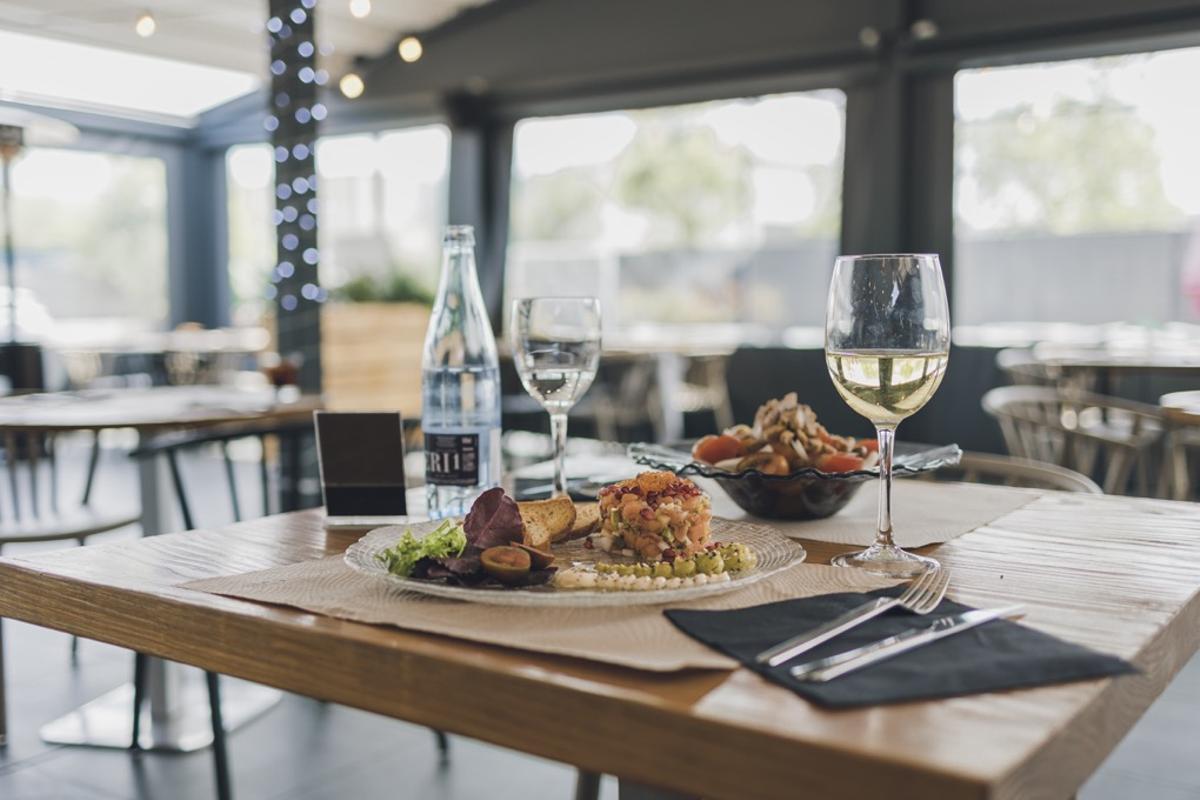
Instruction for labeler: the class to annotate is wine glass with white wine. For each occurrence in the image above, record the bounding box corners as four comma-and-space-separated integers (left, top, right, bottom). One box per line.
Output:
511, 297, 602, 498
825, 254, 950, 578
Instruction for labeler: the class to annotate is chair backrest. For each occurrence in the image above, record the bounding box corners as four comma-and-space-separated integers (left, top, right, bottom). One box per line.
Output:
923, 451, 1102, 494
995, 349, 1052, 386
0, 429, 101, 523
133, 419, 315, 530
981, 385, 1164, 494
995, 349, 1099, 393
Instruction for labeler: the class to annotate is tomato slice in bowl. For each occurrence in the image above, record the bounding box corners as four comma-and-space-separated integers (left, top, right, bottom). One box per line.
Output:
692, 434, 745, 464
816, 453, 866, 473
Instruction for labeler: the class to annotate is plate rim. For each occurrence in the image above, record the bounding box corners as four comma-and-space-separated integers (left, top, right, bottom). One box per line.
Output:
344, 518, 807, 607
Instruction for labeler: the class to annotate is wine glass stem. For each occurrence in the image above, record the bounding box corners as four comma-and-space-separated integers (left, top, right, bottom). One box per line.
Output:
550, 412, 569, 497
875, 425, 897, 549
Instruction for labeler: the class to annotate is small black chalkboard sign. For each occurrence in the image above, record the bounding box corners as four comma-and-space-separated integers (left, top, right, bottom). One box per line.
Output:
314, 411, 408, 517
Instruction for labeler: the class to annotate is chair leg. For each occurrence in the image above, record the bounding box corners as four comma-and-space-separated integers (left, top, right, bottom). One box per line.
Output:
432, 728, 450, 765
574, 770, 602, 800
0, 616, 7, 748
71, 538, 85, 664
0, 541, 5, 748
205, 671, 233, 800
131, 652, 148, 749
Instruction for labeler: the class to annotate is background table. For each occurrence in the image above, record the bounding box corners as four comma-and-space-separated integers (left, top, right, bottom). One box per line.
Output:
1, 488, 1197, 798
1159, 390, 1200, 500
0, 385, 320, 751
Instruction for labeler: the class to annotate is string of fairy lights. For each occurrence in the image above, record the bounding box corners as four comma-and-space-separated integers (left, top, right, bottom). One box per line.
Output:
130, 1, 425, 328
266, 0, 323, 321
130, 3, 423, 101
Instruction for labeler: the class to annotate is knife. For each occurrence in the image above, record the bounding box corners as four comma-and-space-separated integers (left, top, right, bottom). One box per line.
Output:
789, 604, 1026, 682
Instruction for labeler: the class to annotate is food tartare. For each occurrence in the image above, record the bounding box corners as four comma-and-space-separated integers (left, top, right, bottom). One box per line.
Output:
596, 471, 712, 560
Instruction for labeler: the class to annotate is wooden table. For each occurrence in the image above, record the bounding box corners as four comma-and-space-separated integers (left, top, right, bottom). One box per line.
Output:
1159, 390, 1200, 426
1031, 342, 1200, 395
52, 326, 270, 387
1, 489, 1197, 798
0, 385, 320, 751
1159, 390, 1200, 500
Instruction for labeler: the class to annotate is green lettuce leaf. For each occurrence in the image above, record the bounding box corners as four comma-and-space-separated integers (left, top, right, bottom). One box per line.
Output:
376, 520, 467, 577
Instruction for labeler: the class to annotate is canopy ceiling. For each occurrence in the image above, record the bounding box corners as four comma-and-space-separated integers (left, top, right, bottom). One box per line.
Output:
0, 0, 488, 76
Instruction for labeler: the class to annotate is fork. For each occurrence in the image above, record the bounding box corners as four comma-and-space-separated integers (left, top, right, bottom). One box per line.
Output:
755, 567, 951, 667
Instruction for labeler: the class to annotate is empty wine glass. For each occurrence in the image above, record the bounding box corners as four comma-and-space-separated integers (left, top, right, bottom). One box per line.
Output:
510, 298, 602, 497
825, 254, 951, 578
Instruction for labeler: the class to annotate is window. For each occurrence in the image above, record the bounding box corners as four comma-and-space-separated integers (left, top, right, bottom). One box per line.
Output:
506, 91, 845, 336
954, 49, 1200, 331
8, 148, 168, 338
225, 125, 451, 325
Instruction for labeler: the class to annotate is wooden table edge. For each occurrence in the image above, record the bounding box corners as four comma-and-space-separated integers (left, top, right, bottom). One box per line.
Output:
0, 556, 994, 800
993, 584, 1200, 799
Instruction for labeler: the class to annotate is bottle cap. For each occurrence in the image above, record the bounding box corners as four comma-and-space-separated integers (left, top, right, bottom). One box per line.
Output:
443, 225, 475, 247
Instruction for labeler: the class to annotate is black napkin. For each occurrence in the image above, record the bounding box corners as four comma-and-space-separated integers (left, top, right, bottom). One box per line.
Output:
665, 587, 1135, 709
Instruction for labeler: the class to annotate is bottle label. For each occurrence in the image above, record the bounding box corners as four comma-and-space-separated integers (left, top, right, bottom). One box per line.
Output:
424, 433, 481, 486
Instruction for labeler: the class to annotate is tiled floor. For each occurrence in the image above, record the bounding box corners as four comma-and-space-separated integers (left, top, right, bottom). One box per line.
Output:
0, 441, 1196, 799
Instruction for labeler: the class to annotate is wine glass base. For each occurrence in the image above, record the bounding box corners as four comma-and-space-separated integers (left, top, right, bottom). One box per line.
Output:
831, 544, 939, 579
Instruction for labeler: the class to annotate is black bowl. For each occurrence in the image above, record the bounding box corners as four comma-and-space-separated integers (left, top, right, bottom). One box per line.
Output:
627, 442, 962, 520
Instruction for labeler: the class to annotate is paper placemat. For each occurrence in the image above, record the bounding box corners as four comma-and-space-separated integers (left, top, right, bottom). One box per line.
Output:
705, 479, 1041, 548
183, 560, 900, 673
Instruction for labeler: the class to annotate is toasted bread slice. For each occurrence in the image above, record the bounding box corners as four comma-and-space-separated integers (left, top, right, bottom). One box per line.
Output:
518, 497, 577, 549
561, 502, 601, 541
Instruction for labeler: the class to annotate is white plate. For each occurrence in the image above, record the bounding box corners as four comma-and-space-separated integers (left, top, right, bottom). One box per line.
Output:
344, 518, 806, 607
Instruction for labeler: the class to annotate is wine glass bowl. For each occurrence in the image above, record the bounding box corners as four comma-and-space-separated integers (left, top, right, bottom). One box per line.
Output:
825, 254, 950, 578
510, 297, 602, 497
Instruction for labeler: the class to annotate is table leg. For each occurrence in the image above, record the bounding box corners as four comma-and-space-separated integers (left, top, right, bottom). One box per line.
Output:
574, 770, 602, 800
1168, 430, 1191, 501
654, 353, 685, 443
618, 779, 697, 800
39, 449, 281, 752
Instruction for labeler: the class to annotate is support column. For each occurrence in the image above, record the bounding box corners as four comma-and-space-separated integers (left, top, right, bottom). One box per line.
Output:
166, 146, 231, 328
268, 0, 323, 393
445, 93, 514, 331
840, 12, 956, 299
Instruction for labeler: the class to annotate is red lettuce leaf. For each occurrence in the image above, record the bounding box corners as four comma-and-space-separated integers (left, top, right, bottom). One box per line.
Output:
463, 487, 525, 550
437, 553, 483, 575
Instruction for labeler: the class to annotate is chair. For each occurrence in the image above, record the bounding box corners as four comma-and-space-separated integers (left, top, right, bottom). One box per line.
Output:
995, 348, 1097, 393
672, 354, 735, 433
981, 385, 1164, 495
0, 429, 139, 746
923, 451, 1102, 494
996, 349, 1053, 386
130, 419, 448, 800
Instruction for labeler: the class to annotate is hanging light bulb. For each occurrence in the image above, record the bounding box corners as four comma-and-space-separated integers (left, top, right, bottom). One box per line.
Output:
339, 72, 365, 99
397, 36, 423, 63
135, 11, 157, 38
349, 0, 371, 19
